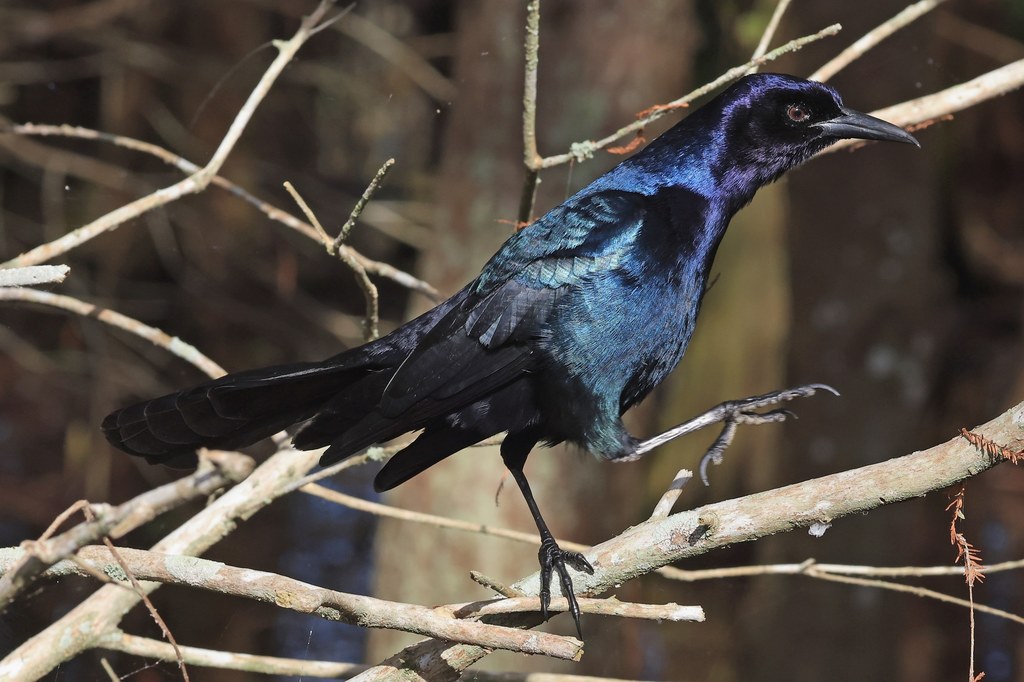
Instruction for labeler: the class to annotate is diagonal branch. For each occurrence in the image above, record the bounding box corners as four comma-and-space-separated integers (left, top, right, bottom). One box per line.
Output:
823, 58, 1024, 154
352, 401, 1023, 681
0, 546, 582, 660
811, 0, 947, 82
1, 122, 439, 298
0, 451, 253, 610
1, 1, 348, 270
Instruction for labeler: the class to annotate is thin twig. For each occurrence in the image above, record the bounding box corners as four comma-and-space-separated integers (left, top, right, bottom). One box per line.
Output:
101, 629, 652, 681
102, 629, 366, 679
657, 557, 1024, 582
84, 504, 190, 682
469, 571, 523, 598
811, 0, 946, 82
802, 568, 1024, 626
0, 287, 226, 379
35, 499, 91, 543
534, 24, 842, 168
284, 166, 389, 342
649, 469, 693, 520
0, 451, 253, 610
284, 180, 333, 244
300, 482, 574, 549
336, 158, 395, 250
99, 657, 119, 682
3, 122, 439, 298
1, 2, 351, 270
747, 0, 793, 71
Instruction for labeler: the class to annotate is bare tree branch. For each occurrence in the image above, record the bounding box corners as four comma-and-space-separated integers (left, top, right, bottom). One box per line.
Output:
824, 58, 1024, 154
352, 401, 1023, 680
0, 287, 227, 379
0, 265, 69, 287
1, 1, 347, 270
747, 0, 793, 69
2, 122, 439, 298
0, 451, 253, 610
98, 630, 655, 681
811, 0, 947, 82
0, 546, 583, 660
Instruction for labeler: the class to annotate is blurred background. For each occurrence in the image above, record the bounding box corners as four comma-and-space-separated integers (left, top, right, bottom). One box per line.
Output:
1, 0, 1023, 680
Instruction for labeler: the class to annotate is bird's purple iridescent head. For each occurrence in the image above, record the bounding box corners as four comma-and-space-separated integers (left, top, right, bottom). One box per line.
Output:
707, 73, 917, 199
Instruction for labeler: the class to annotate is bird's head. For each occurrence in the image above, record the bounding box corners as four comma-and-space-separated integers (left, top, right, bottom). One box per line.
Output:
700, 73, 918, 203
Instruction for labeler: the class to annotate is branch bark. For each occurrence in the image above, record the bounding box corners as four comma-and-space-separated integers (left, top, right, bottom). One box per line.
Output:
0, 546, 582, 660
0, 1, 345, 270
351, 401, 1023, 681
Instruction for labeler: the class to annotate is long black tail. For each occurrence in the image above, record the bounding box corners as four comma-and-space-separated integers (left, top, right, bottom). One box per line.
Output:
102, 361, 360, 467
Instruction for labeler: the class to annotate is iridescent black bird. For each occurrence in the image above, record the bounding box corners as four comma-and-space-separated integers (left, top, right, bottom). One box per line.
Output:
104, 74, 917, 637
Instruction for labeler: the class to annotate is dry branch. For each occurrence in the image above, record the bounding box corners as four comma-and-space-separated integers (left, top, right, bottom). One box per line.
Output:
0, 265, 69, 287
0, 442, 325, 680
0, 1, 347, 270
353, 401, 1024, 681
2, 122, 438, 298
0, 546, 582, 660
0, 288, 226, 378
810, 0, 947, 82
825, 59, 1024, 154
0, 451, 253, 609
97, 630, 654, 681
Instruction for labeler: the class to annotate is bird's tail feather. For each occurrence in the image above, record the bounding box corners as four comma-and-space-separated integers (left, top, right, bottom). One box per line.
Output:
102, 361, 357, 466
372, 424, 493, 492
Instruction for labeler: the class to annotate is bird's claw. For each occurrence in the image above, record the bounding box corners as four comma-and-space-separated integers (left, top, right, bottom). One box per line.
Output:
699, 383, 838, 486
538, 535, 593, 640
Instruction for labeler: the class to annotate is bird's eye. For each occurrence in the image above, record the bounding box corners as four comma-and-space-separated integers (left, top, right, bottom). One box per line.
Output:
786, 104, 810, 123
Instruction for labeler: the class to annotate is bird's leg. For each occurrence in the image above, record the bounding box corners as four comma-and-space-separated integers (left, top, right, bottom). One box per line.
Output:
505, 461, 593, 640
620, 383, 838, 483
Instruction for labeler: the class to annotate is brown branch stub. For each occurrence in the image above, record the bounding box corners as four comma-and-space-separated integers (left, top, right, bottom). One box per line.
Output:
606, 132, 647, 156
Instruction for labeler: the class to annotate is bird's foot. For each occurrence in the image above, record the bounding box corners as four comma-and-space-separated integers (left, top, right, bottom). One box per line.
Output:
538, 534, 594, 640
698, 383, 838, 484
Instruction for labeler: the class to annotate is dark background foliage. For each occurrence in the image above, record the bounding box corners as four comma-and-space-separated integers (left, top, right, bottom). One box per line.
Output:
1, 1, 1022, 680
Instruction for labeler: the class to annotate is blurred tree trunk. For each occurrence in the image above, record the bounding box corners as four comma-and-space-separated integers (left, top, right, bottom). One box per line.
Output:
738, 4, 944, 681
367, 0, 697, 671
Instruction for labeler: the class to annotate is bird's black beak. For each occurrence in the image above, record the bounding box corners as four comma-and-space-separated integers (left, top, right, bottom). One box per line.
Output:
813, 107, 919, 147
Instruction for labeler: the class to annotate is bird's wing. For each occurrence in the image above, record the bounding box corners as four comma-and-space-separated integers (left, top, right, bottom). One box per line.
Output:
377, 190, 648, 419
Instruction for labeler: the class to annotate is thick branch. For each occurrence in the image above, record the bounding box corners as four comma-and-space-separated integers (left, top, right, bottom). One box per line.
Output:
0, 546, 581, 660
0, 452, 253, 609
0, 442, 323, 679
353, 402, 1023, 681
